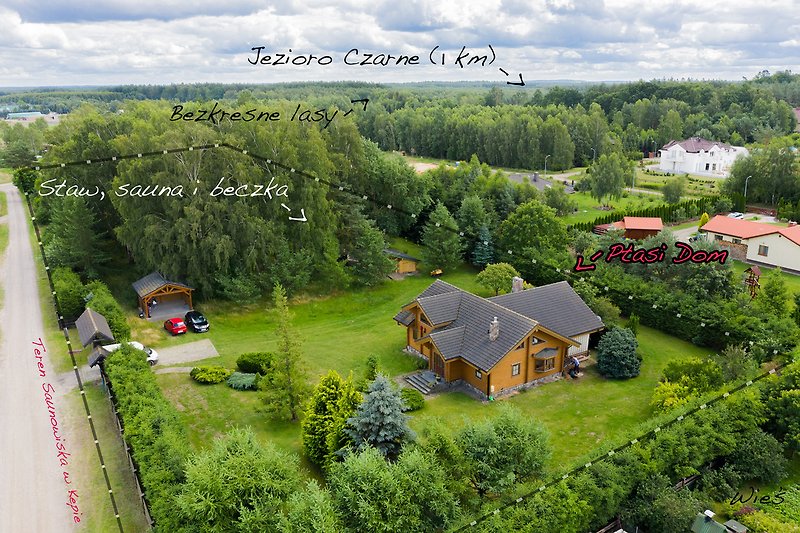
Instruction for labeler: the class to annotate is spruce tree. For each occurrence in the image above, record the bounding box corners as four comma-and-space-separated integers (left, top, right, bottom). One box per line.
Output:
472, 225, 494, 267
262, 283, 311, 422
344, 374, 415, 460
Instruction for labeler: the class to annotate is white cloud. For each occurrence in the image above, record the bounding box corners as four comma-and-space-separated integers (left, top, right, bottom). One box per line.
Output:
0, 1, 797, 87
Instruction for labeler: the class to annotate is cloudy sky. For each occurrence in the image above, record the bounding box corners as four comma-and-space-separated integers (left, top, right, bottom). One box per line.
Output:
0, 0, 798, 87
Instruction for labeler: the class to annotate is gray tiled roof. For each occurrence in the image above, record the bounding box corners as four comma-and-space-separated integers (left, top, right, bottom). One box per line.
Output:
393, 280, 461, 325
75, 308, 114, 348
489, 281, 604, 338
132, 272, 192, 298
398, 281, 540, 372
88, 346, 110, 368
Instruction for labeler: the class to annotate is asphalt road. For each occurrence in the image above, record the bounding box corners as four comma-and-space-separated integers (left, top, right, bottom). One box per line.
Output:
0, 184, 75, 531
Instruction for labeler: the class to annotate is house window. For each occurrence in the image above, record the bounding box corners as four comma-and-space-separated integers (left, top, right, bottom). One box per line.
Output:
516, 341, 525, 350
714, 234, 723, 241
758, 245, 769, 256
732, 238, 741, 244
512, 363, 521, 376
705, 163, 710, 171
475, 370, 482, 380
535, 357, 555, 372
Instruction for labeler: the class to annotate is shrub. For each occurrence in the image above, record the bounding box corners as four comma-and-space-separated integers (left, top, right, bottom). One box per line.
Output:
596, 327, 640, 379
662, 357, 723, 394
400, 388, 425, 412
226, 371, 259, 391
190, 365, 232, 384
365, 354, 379, 381
650, 380, 692, 413
84, 280, 130, 341
52, 267, 85, 320
236, 352, 274, 374
628, 314, 639, 336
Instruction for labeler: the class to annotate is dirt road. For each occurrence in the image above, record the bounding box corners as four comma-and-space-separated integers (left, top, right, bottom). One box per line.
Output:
0, 184, 75, 531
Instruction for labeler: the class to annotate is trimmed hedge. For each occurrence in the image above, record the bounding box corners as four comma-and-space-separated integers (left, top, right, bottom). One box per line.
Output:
235, 352, 274, 374
190, 365, 232, 384
568, 196, 718, 232
52, 267, 85, 320
104, 345, 189, 531
85, 280, 130, 341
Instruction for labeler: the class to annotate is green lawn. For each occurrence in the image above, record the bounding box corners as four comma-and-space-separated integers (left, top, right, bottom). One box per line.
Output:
0, 191, 7, 217
153, 263, 711, 475
0, 168, 12, 184
732, 260, 800, 297
562, 190, 667, 225
634, 168, 720, 197
409, 325, 711, 470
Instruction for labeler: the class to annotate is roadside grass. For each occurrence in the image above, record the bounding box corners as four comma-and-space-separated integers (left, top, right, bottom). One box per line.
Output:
65, 385, 149, 532
0, 190, 7, 217
25, 197, 73, 374
0, 168, 12, 184
408, 325, 711, 469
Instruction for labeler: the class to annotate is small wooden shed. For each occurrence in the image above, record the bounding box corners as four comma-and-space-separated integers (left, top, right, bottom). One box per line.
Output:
133, 272, 194, 318
384, 249, 420, 274
75, 308, 115, 348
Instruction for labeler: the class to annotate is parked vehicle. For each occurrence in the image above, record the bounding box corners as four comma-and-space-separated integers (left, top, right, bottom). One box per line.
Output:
728, 212, 745, 219
184, 310, 210, 333
102, 341, 159, 366
164, 317, 187, 336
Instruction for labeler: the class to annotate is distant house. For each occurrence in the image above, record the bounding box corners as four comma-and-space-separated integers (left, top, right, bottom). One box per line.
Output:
611, 216, 663, 239
6, 111, 43, 120
394, 280, 604, 398
659, 137, 748, 177
384, 249, 420, 274
701, 215, 800, 272
690, 510, 747, 533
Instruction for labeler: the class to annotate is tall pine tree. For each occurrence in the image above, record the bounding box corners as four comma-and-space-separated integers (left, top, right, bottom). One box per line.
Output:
262, 283, 311, 422
344, 374, 415, 461
421, 202, 464, 271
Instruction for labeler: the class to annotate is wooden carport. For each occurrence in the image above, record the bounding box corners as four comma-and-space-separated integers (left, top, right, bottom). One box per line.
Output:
132, 272, 194, 318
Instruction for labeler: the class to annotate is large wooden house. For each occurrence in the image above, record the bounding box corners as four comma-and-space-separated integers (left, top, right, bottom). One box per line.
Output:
394, 280, 604, 398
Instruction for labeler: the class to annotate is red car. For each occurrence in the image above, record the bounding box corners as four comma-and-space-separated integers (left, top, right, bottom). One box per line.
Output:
164, 317, 187, 336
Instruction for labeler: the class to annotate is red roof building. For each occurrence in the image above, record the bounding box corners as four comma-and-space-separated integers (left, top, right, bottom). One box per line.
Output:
701, 215, 800, 273
610, 216, 664, 239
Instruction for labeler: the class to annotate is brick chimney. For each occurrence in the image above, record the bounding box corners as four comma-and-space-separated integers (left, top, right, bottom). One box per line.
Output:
489, 317, 499, 341
511, 276, 524, 293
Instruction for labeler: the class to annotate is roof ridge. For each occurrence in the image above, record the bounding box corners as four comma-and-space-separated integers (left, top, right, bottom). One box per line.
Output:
460, 290, 538, 327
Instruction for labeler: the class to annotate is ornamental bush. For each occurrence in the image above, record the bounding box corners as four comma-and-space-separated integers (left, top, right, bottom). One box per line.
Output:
52, 267, 85, 320
596, 327, 640, 379
400, 388, 425, 412
236, 352, 274, 375
190, 365, 232, 384
226, 371, 259, 391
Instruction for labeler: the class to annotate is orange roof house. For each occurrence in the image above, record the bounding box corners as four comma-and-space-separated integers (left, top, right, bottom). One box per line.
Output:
701, 215, 800, 273
610, 217, 664, 239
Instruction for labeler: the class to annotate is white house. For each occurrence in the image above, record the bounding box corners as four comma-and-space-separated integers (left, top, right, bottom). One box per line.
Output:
701, 215, 800, 272
659, 137, 748, 177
